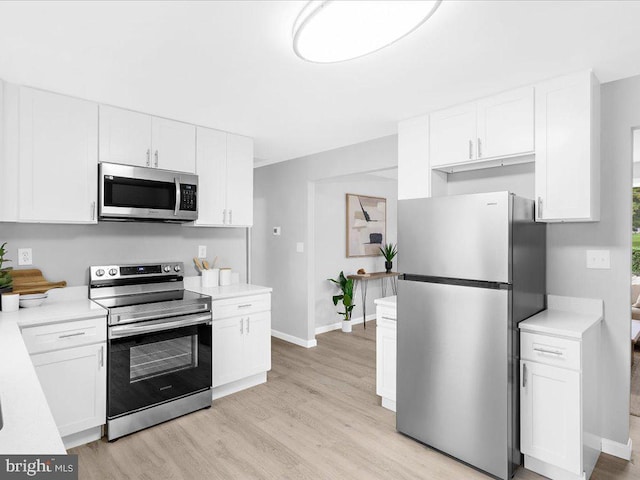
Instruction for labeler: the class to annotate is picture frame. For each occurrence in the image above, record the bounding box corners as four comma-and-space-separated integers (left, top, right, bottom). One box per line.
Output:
346, 193, 386, 257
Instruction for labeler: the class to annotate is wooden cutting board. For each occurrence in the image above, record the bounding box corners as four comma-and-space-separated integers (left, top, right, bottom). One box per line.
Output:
9, 269, 67, 295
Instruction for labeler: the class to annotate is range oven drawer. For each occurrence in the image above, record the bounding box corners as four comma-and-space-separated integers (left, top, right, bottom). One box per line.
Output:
22, 315, 107, 354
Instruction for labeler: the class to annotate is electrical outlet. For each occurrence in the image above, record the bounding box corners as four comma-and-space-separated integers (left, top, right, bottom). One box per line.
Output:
273, 226, 281, 236
586, 249, 610, 269
198, 245, 207, 258
18, 248, 32, 266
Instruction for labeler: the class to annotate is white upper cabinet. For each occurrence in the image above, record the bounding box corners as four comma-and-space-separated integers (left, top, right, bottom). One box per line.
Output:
535, 71, 600, 222
98, 106, 152, 167
151, 117, 196, 172
194, 127, 253, 227
99, 105, 196, 173
398, 115, 430, 200
19, 87, 98, 223
430, 103, 477, 167
429, 87, 534, 169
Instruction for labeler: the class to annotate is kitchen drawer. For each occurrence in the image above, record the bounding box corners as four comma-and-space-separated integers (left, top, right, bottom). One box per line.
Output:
21, 316, 107, 355
521, 332, 580, 371
376, 306, 397, 325
212, 294, 271, 320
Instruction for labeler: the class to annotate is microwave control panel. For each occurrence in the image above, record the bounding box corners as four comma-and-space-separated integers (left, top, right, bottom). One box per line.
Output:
180, 184, 197, 211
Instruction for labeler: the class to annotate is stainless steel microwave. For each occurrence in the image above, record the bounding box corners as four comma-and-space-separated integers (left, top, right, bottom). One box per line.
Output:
99, 162, 198, 223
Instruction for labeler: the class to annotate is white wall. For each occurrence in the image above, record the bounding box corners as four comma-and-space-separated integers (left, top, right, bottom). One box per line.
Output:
253, 135, 397, 344
0, 222, 247, 285
314, 175, 398, 330
545, 74, 638, 445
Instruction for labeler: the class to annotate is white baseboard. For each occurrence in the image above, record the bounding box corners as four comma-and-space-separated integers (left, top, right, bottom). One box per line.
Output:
271, 329, 317, 348
314, 314, 376, 335
601, 437, 632, 460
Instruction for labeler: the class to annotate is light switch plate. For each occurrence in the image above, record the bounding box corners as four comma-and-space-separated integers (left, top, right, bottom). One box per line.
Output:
586, 249, 610, 269
198, 245, 207, 258
18, 248, 32, 266
296, 242, 304, 253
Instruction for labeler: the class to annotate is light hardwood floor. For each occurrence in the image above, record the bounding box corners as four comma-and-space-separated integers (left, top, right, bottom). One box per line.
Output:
71, 323, 639, 479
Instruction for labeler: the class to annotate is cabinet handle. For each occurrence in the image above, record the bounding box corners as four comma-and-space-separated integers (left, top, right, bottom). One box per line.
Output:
99, 345, 104, 368
537, 197, 543, 219
477, 138, 482, 158
154, 150, 159, 168
240, 318, 244, 334
246, 317, 250, 334
238, 304, 253, 309
59, 331, 86, 339
468, 140, 473, 160
223, 209, 227, 225
146, 149, 151, 166
533, 347, 563, 356
90, 201, 96, 221
523, 363, 527, 388
381, 316, 396, 321
229, 209, 233, 224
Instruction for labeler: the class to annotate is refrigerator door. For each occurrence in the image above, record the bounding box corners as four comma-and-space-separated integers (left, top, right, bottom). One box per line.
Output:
397, 278, 513, 480
398, 192, 511, 283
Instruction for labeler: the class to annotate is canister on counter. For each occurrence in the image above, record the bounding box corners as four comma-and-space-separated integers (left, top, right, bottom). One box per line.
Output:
219, 268, 232, 286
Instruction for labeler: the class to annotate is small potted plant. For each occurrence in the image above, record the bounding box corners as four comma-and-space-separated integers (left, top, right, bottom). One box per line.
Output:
328, 271, 356, 333
379, 243, 398, 273
0, 242, 13, 310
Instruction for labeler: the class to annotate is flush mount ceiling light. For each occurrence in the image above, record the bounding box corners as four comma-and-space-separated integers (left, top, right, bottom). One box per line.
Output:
292, 0, 442, 63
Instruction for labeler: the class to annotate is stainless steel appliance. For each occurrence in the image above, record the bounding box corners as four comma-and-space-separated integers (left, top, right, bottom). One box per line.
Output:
99, 162, 198, 223
396, 192, 546, 480
89, 262, 212, 441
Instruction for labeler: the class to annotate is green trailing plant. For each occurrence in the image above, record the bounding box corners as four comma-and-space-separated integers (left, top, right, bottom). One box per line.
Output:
0, 242, 13, 290
379, 243, 398, 262
328, 271, 355, 321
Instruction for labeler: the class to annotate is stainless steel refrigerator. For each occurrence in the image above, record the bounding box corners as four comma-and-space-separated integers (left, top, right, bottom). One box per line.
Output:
396, 191, 545, 480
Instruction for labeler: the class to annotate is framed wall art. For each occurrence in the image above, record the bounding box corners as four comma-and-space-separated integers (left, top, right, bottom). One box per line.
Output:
346, 193, 386, 257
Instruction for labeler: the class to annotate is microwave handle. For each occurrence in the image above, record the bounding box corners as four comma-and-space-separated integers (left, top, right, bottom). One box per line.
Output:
174, 178, 181, 216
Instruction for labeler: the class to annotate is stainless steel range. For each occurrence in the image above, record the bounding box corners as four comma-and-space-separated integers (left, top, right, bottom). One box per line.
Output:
89, 262, 212, 441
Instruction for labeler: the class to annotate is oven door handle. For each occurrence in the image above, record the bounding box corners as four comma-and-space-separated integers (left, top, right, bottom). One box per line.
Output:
109, 313, 212, 339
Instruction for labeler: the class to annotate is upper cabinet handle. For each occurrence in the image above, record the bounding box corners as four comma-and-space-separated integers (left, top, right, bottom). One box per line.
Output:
468, 140, 473, 160
477, 138, 482, 158
537, 197, 543, 219
146, 149, 151, 166
154, 150, 159, 168
91, 201, 96, 220
229, 209, 233, 224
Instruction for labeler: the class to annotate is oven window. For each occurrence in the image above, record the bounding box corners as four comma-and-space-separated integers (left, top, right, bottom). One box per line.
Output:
129, 335, 198, 383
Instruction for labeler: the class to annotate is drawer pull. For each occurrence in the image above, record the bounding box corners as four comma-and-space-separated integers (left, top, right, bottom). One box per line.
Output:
58, 331, 87, 339
533, 347, 563, 356
523, 363, 527, 388
238, 304, 253, 308
381, 316, 396, 321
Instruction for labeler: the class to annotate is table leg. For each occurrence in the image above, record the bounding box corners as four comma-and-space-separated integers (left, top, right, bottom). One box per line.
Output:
381, 278, 387, 297
361, 279, 368, 329
391, 276, 398, 295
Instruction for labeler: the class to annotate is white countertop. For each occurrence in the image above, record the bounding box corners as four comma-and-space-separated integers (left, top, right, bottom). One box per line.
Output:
0, 287, 100, 455
519, 295, 603, 339
184, 277, 272, 299
374, 295, 397, 309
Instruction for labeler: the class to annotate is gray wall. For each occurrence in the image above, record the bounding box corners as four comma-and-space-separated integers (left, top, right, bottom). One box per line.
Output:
253, 135, 398, 342
546, 75, 636, 444
314, 175, 398, 330
0, 222, 247, 285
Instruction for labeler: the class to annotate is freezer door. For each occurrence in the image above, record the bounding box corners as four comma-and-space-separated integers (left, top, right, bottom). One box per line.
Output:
398, 192, 511, 283
396, 279, 515, 480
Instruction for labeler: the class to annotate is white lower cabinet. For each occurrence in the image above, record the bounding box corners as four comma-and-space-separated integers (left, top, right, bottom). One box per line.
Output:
212, 294, 271, 398
31, 343, 106, 438
375, 297, 397, 412
21, 315, 107, 449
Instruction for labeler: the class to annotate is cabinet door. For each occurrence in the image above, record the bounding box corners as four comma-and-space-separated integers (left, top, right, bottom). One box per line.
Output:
520, 361, 581, 475
376, 321, 396, 401
151, 117, 196, 173
31, 343, 106, 438
477, 87, 534, 159
225, 134, 254, 226
194, 127, 227, 226
243, 311, 271, 376
99, 105, 152, 167
535, 71, 599, 222
429, 103, 477, 167
213, 317, 245, 387
398, 115, 430, 200
19, 88, 98, 223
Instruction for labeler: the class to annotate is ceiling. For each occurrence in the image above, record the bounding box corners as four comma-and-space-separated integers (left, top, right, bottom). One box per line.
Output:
0, 1, 639, 166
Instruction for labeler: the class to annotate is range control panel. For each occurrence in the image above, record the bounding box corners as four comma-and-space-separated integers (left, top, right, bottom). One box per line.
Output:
90, 262, 183, 281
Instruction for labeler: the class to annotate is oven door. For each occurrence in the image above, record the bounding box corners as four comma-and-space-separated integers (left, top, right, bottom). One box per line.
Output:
99, 162, 198, 222
108, 313, 212, 418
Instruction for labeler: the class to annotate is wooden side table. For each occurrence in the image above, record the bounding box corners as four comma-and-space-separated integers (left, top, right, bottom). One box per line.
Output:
346, 272, 400, 329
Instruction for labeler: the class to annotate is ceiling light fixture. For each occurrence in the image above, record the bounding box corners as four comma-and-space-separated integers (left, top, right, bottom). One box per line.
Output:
292, 0, 442, 63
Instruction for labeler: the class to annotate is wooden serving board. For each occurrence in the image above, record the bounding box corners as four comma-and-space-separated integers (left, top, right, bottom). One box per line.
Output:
9, 269, 67, 295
